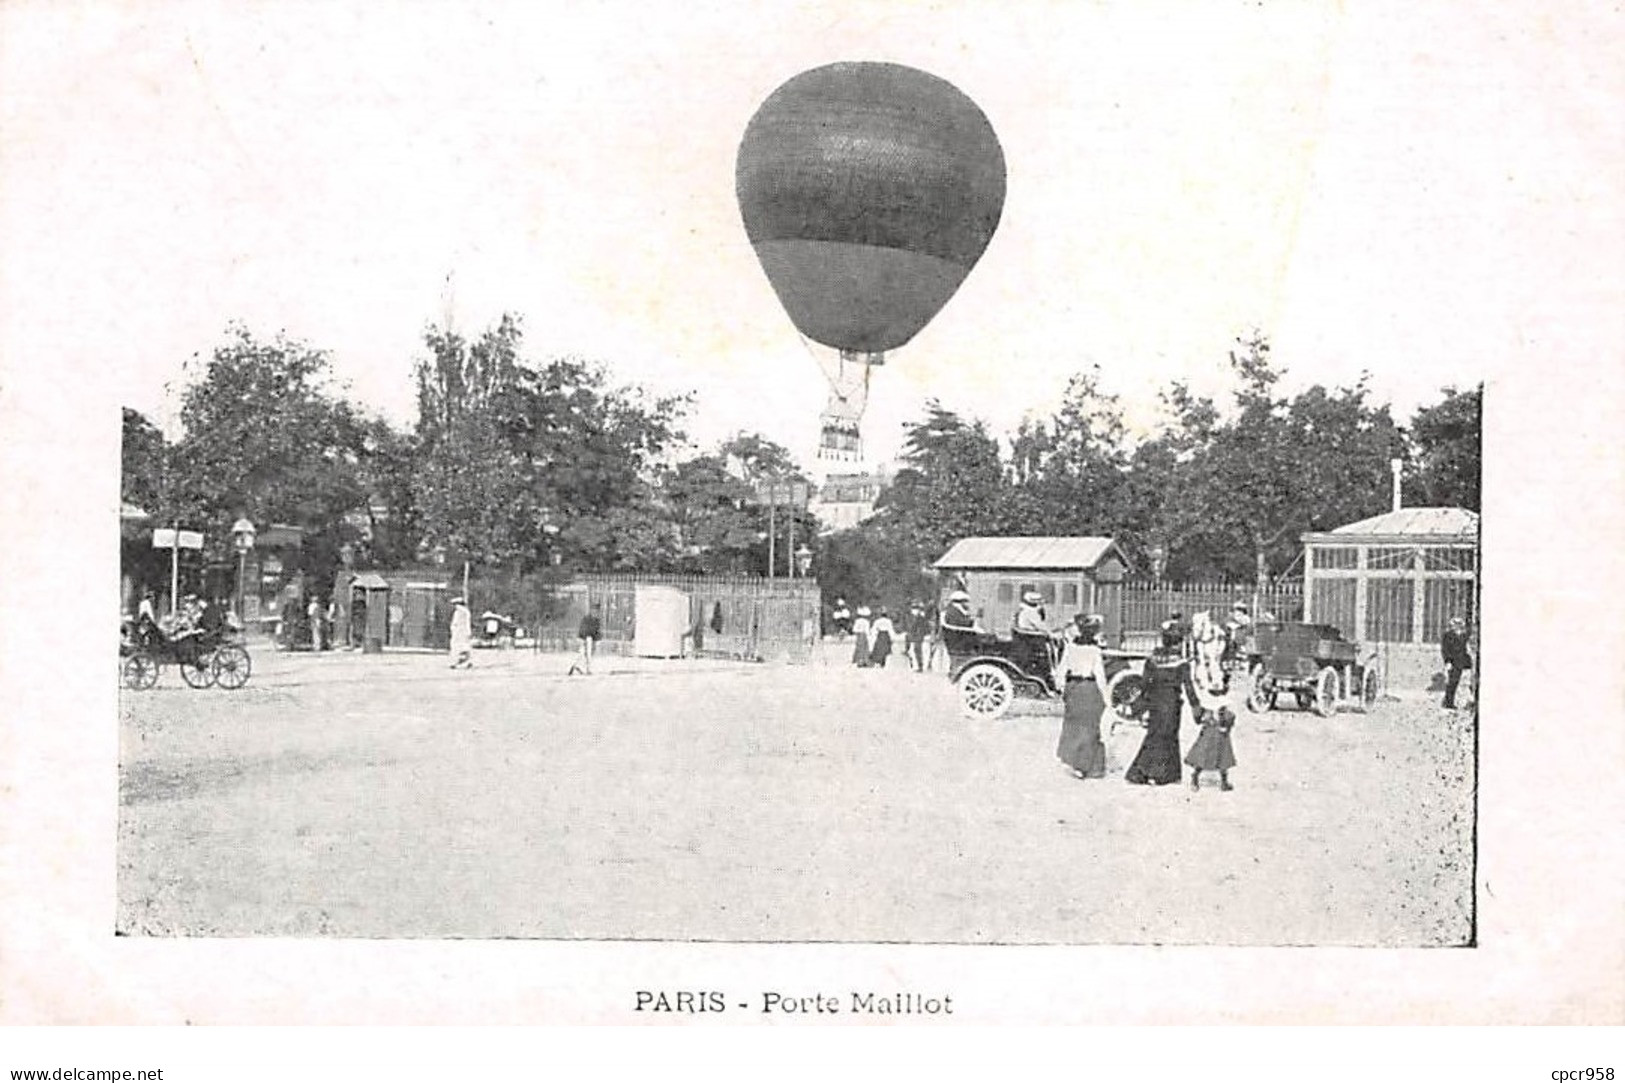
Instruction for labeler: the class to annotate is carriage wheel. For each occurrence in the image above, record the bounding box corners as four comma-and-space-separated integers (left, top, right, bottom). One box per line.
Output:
122, 652, 159, 691
1312, 666, 1339, 717
1106, 671, 1145, 725
179, 652, 217, 689
957, 663, 1014, 720
1358, 667, 1380, 711
212, 645, 252, 690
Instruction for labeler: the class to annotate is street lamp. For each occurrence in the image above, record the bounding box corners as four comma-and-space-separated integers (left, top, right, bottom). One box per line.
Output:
231, 517, 256, 622
794, 544, 813, 578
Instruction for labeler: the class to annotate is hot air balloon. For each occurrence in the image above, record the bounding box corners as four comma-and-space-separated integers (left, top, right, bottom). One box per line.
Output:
736, 61, 1006, 461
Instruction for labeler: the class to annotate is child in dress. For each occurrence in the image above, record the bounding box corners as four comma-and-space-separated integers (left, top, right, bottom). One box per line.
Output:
1185, 625, 1238, 791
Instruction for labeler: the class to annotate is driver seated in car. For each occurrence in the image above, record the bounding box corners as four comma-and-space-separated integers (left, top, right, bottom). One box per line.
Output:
1011, 590, 1055, 683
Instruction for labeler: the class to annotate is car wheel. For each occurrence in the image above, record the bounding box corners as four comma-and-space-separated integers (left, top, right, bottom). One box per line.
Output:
1313, 666, 1339, 717
957, 663, 1014, 720
1106, 670, 1145, 724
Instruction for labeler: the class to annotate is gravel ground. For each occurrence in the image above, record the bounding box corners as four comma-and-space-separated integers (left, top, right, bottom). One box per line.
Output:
117, 647, 1475, 944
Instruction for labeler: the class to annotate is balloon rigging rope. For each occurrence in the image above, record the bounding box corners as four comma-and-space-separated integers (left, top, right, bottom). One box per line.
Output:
796, 332, 874, 408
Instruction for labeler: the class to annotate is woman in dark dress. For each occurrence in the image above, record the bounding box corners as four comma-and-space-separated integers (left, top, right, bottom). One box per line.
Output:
1125, 620, 1200, 786
1055, 614, 1109, 779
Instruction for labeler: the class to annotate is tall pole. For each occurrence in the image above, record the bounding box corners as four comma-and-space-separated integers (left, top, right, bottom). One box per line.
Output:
169, 525, 180, 618
237, 549, 246, 618
767, 486, 777, 582
788, 486, 796, 580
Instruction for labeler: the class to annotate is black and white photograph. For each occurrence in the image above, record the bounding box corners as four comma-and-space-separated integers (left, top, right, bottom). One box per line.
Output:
2, 0, 1622, 1051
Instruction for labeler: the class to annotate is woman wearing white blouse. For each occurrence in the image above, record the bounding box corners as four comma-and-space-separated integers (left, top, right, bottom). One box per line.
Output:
1055, 613, 1110, 779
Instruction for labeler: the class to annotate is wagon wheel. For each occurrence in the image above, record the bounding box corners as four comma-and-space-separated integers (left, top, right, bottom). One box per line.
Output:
1106, 671, 1145, 727
957, 663, 1014, 720
121, 651, 159, 691
1244, 666, 1271, 713
1312, 666, 1339, 717
179, 651, 217, 689
1358, 667, 1380, 711
212, 644, 252, 690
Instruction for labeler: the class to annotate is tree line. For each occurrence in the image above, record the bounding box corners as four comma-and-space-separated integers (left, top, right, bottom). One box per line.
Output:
122, 317, 1480, 613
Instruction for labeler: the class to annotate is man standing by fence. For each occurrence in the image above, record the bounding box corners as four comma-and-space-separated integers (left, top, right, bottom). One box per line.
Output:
1441, 615, 1473, 709
575, 604, 603, 675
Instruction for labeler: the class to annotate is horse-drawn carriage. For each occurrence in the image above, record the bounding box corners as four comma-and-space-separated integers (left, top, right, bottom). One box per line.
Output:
120, 618, 253, 691
945, 627, 1147, 721
1241, 621, 1379, 715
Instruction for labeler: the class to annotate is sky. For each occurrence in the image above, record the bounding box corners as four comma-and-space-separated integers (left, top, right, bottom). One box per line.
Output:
1, 1, 1620, 474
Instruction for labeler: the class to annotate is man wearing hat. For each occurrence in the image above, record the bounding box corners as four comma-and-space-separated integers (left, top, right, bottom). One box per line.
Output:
1440, 615, 1473, 709
1012, 589, 1053, 681
448, 596, 473, 669
904, 600, 932, 672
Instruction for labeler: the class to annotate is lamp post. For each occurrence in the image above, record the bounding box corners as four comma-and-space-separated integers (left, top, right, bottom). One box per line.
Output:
231, 517, 257, 622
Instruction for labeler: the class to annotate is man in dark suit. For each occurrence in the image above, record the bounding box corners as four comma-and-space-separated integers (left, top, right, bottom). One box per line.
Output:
1441, 615, 1474, 709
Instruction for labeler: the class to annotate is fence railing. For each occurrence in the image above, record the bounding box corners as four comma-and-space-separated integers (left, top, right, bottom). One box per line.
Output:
1119, 580, 1305, 650
466, 571, 822, 664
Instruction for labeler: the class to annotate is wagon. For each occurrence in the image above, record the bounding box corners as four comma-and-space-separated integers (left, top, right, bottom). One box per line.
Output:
944, 627, 1148, 722
120, 620, 253, 691
1242, 621, 1378, 716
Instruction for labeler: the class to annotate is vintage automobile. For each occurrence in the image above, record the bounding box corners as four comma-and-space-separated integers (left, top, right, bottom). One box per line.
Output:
1242, 620, 1379, 716
944, 626, 1147, 722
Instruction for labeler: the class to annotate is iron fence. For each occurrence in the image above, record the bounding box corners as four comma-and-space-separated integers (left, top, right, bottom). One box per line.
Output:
1119, 580, 1305, 651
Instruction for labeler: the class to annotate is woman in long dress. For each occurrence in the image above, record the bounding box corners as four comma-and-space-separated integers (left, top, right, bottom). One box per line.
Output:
868, 607, 895, 667
448, 597, 474, 669
850, 606, 872, 667
1055, 613, 1109, 779
1125, 620, 1199, 786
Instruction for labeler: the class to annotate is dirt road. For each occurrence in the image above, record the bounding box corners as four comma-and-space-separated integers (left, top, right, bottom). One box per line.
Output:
118, 648, 1474, 944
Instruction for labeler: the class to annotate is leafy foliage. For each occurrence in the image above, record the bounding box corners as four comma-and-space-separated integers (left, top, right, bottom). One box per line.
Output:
410, 314, 691, 573
1405, 385, 1481, 511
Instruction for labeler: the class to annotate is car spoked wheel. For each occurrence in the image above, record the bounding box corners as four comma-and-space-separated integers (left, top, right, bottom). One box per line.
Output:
1359, 668, 1379, 711
1106, 671, 1145, 725
957, 663, 1014, 720
1312, 666, 1340, 717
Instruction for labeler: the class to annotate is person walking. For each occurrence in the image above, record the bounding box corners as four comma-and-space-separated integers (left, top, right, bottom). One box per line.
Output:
576, 604, 603, 674
850, 606, 872, 667
1125, 618, 1199, 786
449, 596, 473, 669
830, 598, 852, 637
1185, 639, 1238, 792
904, 601, 931, 672
868, 607, 896, 668
307, 594, 324, 652
1056, 613, 1109, 780
1441, 615, 1473, 709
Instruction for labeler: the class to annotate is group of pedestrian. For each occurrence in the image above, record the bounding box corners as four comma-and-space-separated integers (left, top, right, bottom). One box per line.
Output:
1053, 611, 1239, 792
833, 597, 937, 671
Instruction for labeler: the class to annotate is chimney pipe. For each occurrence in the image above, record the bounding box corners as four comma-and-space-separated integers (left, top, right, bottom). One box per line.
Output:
1390, 458, 1404, 512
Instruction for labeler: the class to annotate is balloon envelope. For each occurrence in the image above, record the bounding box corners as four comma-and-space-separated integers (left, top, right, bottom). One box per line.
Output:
736, 62, 1006, 354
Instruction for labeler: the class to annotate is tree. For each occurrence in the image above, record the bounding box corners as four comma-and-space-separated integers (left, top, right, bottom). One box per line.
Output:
166, 326, 372, 585
881, 401, 1013, 558
120, 407, 167, 513
1160, 334, 1405, 585
411, 315, 691, 573
1006, 368, 1130, 536
1405, 385, 1481, 511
